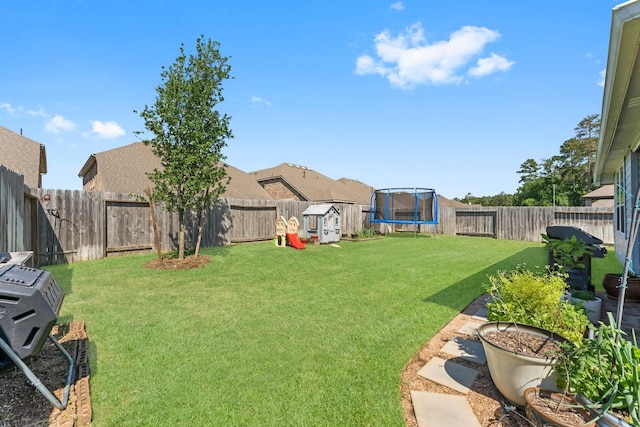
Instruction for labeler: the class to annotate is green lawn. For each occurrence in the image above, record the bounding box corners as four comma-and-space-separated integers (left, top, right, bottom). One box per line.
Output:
45, 235, 622, 426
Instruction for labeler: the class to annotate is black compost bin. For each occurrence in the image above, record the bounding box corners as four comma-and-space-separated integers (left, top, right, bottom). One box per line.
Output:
0, 264, 64, 369
545, 225, 607, 292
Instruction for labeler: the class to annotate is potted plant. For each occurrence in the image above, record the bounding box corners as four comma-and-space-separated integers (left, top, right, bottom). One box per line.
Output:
477, 266, 590, 407
484, 266, 590, 345
602, 273, 640, 302
524, 386, 595, 427
562, 313, 640, 427
563, 288, 602, 325
542, 233, 595, 291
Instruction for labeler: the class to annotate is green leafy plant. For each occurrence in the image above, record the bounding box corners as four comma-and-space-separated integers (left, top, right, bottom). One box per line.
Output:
541, 234, 595, 271
559, 312, 640, 426
484, 265, 590, 345
569, 288, 597, 301
354, 228, 377, 238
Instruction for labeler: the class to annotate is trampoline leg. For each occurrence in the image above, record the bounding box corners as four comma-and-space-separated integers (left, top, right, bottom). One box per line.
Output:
0, 334, 74, 410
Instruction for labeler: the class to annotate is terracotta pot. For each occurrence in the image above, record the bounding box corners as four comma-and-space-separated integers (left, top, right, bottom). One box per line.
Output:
602, 274, 640, 302
525, 387, 594, 427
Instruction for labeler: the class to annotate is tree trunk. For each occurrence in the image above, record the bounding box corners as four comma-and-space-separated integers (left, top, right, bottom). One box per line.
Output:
194, 189, 209, 257
178, 209, 185, 260
146, 187, 162, 262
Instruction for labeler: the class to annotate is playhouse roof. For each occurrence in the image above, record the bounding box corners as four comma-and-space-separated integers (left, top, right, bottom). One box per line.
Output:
302, 204, 339, 216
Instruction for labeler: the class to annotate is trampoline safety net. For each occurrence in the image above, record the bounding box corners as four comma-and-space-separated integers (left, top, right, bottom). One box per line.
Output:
369, 188, 438, 225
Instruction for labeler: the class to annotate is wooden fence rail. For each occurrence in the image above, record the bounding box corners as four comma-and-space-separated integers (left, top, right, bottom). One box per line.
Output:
0, 175, 617, 265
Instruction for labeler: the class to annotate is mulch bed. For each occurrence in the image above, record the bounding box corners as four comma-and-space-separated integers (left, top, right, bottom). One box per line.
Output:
0, 322, 91, 427
144, 254, 211, 270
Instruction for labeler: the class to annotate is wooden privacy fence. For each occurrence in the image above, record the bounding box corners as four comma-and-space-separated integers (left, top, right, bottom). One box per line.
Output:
32, 190, 371, 265
0, 183, 615, 265
436, 206, 614, 245
0, 165, 36, 253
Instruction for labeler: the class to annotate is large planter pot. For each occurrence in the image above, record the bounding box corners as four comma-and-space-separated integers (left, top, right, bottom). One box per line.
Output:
576, 394, 633, 427
602, 274, 640, 302
477, 322, 569, 407
525, 387, 594, 427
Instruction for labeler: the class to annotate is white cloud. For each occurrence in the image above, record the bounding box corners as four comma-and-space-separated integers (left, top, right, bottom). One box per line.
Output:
468, 53, 514, 77
390, 2, 404, 11
355, 23, 513, 88
90, 120, 125, 139
251, 96, 272, 107
27, 108, 50, 118
597, 69, 605, 87
45, 115, 76, 134
0, 103, 20, 115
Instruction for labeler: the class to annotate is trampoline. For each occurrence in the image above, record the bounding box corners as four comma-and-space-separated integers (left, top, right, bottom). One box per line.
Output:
369, 188, 438, 235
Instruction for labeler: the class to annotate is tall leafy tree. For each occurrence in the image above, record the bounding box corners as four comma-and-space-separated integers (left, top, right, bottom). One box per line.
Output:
514, 114, 600, 206
517, 158, 540, 184
135, 36, 233, 260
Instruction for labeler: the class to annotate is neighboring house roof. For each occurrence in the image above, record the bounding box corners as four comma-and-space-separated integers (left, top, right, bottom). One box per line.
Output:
78, 141, 161, 194
438, 195, 469, 208
0, 125, 47, 189
595, 1, 640, 185
582, 185, 614, 207
337, 178, 374, 205
591, 199, 615, 207
250, 163, 364, 204
582, 184, 614, 200
78, 141, 273, 199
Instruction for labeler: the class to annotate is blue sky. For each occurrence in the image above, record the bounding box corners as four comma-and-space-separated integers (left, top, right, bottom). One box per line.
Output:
0, 1, 617, 199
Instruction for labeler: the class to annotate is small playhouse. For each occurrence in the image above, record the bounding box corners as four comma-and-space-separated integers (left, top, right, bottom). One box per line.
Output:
302, 204, 341, 244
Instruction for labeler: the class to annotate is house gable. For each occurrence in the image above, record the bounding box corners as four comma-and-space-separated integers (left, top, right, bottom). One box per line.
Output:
78, 142, 273, 199
251, 163, 370, 204
0, 126, 47, 189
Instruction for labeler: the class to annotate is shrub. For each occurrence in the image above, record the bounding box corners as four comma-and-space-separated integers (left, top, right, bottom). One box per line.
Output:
354, 228, 376, 238
484, 265, 590, 345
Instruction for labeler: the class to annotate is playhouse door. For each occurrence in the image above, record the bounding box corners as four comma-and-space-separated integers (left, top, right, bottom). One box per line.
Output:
326, 214, 338, 242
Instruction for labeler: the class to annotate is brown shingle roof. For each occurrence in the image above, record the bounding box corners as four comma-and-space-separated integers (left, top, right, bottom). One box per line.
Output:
78, 142, 273, 199
438, 195, 469, 207
337, 178, 374, 205
582, 184, 614, 199
250, 163, 365, 203
0, 126, 47, 189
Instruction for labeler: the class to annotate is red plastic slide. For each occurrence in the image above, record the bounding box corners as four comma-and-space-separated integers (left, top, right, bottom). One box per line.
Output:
286, 233, 305, 249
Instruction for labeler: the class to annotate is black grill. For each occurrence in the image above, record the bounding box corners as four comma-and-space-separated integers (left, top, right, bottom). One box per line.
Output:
0, 264, 64, 366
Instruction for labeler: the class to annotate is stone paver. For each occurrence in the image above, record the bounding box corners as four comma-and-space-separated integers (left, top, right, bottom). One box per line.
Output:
417, 356, 478, 394
472, 307, 488, 320
440, 337, 486, 365
411, 391, 481, 427
458, 321, 484, 336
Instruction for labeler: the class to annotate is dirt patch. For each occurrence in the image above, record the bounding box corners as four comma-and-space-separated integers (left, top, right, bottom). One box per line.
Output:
400, 294, 532, 427
0, 322, 91, 427
144, 254, 211, 270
